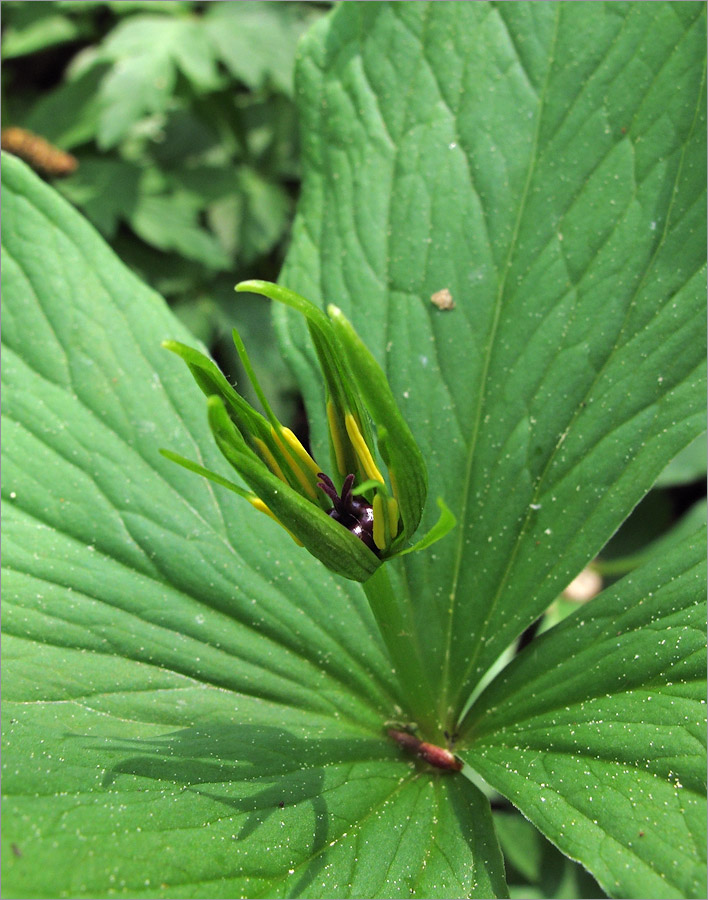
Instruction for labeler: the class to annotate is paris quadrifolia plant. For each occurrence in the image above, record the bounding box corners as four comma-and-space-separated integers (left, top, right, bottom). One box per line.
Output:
162, 280, 457, 741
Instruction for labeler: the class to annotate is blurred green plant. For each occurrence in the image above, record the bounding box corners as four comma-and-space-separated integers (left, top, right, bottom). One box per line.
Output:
1, 0, 329, 422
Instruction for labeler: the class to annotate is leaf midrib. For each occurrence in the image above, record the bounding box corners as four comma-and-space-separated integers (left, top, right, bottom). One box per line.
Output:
450, 33, 707, 718
438, 5, 561, 727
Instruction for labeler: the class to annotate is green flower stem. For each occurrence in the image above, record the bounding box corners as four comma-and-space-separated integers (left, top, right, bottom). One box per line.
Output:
362, 564, 440, 739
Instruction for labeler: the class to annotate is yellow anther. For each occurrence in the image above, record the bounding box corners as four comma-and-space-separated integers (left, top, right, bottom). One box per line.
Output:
253, 438, 287, 484
387, 496, 399, 538
270, 427, 318, 500
278, 426, 321, 477
372, 493, 387, 551
344, 413, 384, 484
249, 497, 303, 546
327, 399, 348, 476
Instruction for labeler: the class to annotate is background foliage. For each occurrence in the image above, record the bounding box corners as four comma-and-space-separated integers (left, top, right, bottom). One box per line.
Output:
2, 2, 706, 899
2, 0, 331, 422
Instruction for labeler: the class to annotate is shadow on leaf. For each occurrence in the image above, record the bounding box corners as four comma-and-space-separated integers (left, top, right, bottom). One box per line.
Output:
74, 722, 395, 894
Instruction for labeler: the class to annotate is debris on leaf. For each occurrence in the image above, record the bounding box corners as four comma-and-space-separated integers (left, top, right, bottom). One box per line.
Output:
430, 288, 455, 311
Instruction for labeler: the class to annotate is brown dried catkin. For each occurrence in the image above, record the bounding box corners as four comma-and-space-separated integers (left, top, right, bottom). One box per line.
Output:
1, 127, 77, 176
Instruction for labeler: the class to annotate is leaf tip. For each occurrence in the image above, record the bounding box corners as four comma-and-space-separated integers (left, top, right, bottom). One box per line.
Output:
235, 279, 263, 295
162, 339, 188, 358
206, 394, 224, 412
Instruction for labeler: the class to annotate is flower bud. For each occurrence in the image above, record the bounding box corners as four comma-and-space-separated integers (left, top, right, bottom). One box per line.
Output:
162, 281, 455, 582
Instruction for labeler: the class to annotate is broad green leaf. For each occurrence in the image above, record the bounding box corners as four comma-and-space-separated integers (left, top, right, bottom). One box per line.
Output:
462, 526, 707, 900
1, 2, 93, 59
95, 19, 176, 148
130, 192, 230, 270
20, 64, 107, 150
279, 0, 707, 728
104, 1, 196, 15
1, 154, 506, 897
168, 21, 223, 94
149, 110, 223, 168
57, 157, 142, 237
216, 168, 291, 264
240, 93, 301, 180
203, 1, 321, 97
95, 15, 221, 148
55, 2, 194, 15
275, 4, 706, 894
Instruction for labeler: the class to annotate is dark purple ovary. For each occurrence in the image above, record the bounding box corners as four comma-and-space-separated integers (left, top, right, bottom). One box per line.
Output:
317, 473, 378, 554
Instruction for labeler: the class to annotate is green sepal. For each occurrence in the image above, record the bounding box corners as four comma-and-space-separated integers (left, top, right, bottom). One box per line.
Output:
326, 305, 427, 542
159, 449, 252, 499
235, 281, 377, 478
235, 281, 428, 545
162, 340, 267, 441
395, 497, 457, 557
207, 397, 381, 583
236, 279, 333, 341
164, 339, 322, 503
